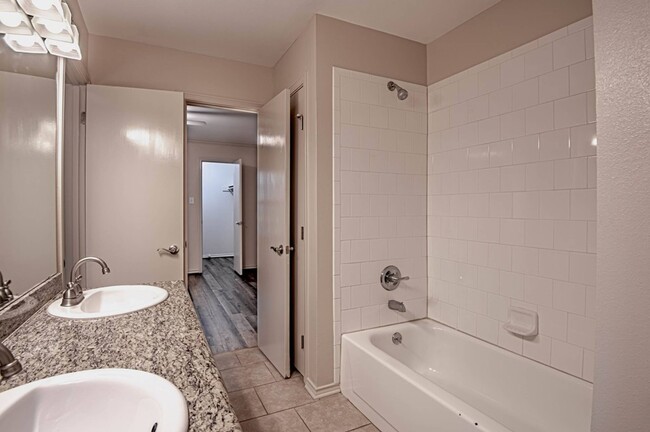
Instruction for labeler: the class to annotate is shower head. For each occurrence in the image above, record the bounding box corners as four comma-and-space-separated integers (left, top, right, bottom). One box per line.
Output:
387, 81, 408, 100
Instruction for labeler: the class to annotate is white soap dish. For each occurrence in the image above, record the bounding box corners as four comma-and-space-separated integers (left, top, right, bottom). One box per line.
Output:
503, 307, 538, 337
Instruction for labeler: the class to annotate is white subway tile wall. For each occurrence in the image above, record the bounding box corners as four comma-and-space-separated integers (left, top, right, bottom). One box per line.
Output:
333, 68, 428, 383
427, 16, 596, 382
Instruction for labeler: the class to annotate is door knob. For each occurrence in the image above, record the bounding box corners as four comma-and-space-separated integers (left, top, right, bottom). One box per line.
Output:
157, 244, 179, 255
270, 245, 284, 256
235, 221, 243, 225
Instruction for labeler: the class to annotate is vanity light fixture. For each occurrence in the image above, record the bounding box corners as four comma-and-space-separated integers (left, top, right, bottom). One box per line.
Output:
44, 23, 79, 59
0, 0, 81, 58
0, 0, 33, 35
31, 0, 71, 42
16, 0, 64, 20
4, 32, 46, 53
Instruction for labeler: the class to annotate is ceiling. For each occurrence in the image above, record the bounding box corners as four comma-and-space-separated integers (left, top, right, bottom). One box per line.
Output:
78, 0, 500, 67
187, 106, 257, 146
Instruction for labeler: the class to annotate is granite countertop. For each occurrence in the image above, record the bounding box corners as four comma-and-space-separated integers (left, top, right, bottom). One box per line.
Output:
0, 280, 241, 432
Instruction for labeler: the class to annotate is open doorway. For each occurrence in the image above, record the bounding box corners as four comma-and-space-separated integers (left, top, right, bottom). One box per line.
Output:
186, 92, 308, 379
201, 161, 242, 271
186, 104, 259, 353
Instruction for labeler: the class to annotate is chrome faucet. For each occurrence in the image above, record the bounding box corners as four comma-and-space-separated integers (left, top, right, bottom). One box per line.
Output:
0, 271, 14, 305
388, 300, 406, 312
61, 257, 111, 307
0, 342, 22, 379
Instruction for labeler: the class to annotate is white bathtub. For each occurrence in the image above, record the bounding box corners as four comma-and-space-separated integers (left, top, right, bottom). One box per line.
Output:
341, 319, 593, 432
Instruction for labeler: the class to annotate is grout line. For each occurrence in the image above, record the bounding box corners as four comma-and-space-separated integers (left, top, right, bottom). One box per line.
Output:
251, 386, 269, 416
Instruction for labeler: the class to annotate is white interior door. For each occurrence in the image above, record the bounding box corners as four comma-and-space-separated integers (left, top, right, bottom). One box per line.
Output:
85, 85, 184, 287
233, 159, 243, 275
257, 89, 291, 378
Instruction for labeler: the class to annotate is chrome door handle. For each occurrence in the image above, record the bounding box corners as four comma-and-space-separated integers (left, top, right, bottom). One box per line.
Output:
235, 221, 243, 226
157, 244, 179, 255
270, 245, 284, 256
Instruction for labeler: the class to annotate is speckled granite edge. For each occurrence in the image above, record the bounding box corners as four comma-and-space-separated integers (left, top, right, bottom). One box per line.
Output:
0, 280, 242, 432
0, 273, 63, 341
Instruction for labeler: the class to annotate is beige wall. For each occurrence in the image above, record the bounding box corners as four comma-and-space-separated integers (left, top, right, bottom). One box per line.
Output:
309, 15, 427, 388
591, 1, 650, 430
187, 141, 257, 273
426, 0, 592, 85
273, 18, 316, 94
273, 18, 330, 391
88, 35, 274, 107
272, 15, 427, 391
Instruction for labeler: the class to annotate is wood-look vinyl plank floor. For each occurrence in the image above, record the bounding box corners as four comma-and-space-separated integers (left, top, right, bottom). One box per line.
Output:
189, 257, 258, 354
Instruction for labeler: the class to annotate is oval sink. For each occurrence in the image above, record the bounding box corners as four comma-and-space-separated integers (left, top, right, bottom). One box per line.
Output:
47, 285, 168, 319
0, 369, 188, 432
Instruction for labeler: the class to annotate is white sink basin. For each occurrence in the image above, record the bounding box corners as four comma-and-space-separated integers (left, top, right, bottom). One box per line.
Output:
47, 285, 168, 319
0, 369, 188, 432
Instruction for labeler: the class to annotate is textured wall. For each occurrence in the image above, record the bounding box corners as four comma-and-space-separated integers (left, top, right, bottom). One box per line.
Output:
591, 0, 650, 430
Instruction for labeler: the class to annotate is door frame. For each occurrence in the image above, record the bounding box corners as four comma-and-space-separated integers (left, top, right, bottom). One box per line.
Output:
284, 74, 322, 394
184, 100, 259, 276
197, 160, 240, 265
184, 77, 319, 392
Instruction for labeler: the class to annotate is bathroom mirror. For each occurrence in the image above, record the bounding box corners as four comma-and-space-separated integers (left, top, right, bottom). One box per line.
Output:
0, 44, 59, 305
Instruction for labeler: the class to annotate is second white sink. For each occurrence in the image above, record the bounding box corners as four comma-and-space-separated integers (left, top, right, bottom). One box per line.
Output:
47, 285, 168, 319
0, 369, 188, 432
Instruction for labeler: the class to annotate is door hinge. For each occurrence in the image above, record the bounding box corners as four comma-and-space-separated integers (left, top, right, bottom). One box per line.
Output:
300, 335, 304, 349
80, 111, 86, 125
301, 226, 304, 240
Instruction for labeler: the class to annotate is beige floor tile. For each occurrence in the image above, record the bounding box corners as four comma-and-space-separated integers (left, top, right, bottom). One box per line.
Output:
241, 409, 310, 432
213, 351, 242, 370
236, 347, 268, 365
228, 388, 267, 421
221, 362, 276, 392
296, 394, 370, 432
351, 425, 380, 432
264, 361, 285, 381
255, 377, 315, 413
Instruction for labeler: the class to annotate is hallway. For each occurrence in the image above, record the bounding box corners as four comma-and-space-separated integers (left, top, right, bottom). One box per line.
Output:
189, 257, 258, 354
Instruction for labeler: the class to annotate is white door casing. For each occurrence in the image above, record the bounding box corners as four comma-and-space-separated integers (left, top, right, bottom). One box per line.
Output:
290, 87, 307, 374
257, 89, 291, 378
233, 159, 244, 275
85, 85, 184, 287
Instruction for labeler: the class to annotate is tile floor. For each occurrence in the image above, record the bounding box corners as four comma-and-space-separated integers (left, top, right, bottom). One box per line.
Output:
214, 347, 379, 432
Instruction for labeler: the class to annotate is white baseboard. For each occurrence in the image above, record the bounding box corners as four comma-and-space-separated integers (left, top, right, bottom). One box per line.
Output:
305, 377, 340, 399
202, 253, 234, 258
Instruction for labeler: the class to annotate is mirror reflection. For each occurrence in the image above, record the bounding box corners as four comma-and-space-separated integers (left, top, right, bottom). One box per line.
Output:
0, 45, 58, 306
